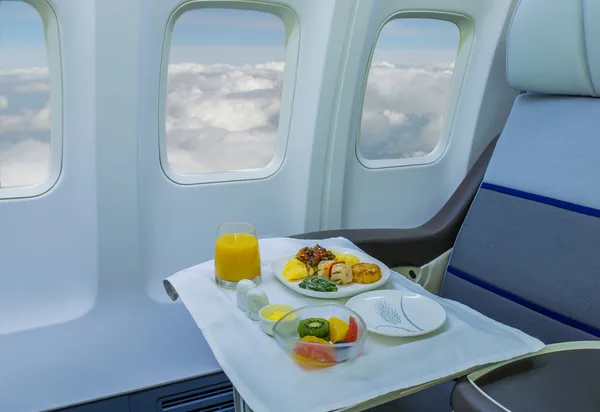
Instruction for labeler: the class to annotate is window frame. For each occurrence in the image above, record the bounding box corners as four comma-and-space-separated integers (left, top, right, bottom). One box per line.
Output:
355, 11, 473, 170
0, 0, 63, 199
158, 0, 300, 185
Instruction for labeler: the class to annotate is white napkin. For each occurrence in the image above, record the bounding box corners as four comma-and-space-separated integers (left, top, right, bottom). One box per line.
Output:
164, 237, 545, 412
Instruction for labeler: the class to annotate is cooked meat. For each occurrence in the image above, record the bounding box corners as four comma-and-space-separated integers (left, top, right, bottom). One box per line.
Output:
296, 245, 336, 270
330, 263, 353, 285
317, 260, 336, 278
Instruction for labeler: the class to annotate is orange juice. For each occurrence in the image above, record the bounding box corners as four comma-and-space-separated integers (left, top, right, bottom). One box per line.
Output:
215, 233, 261, 282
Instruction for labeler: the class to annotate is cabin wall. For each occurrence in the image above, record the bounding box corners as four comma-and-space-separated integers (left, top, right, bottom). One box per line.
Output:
136, 0, 353, 303
0, 0, 521, 410
96, 0, 145, 300
0, 0, 520, 331
321, 0, 520, 229
0, 0, 97, 335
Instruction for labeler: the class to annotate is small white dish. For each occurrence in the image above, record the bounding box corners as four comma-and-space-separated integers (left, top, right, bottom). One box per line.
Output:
271, 247, 391, 299
258, 304, 296, 336
345, 290, 447, 337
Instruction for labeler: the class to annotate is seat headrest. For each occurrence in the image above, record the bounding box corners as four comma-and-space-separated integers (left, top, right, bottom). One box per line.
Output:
507, 0, 600, 97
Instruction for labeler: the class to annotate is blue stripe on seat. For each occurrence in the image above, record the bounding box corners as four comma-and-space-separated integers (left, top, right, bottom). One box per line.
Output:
446, 265, 600, 337
481, 182, 600, 218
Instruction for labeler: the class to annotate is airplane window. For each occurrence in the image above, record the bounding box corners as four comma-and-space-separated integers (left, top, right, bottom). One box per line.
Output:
0, 1, 51, 189
358, 18, 459, 162
164, 8, 286, 175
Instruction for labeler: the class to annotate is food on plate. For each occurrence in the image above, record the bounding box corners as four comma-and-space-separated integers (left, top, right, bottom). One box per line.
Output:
296, 244, 337, 271
298, 317, 330, 339
317, 261, 353, 285
344, 316, 358, 343
282, 245, 384, 291
330, 263, 353, 285
329, 317, 350, 343
282, 244, 342, 282
332, 252, 361, 267
316, 260, 336, 277
282, 258, 311, 281
298, 275, 338, 292
352, 263, 382, 284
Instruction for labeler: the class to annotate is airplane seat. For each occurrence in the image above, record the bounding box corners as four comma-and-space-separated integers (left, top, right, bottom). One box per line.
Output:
442, 0, 600, 346
446, 0, 600, 410
299, 1, 600, 410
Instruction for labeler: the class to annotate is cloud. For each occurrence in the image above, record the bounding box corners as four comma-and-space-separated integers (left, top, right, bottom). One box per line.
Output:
165, 59, 454, 173
0, 58, 455, 187
0, 102, 50, 134
359, 61, 455, 159
165, 61, 284, 174
0, 67, 51, 188
14, 82, 50, 93
0, 138, 49, 188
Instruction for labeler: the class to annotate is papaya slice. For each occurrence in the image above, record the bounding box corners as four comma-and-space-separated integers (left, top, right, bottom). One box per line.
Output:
293, 340, 335, 365
329, 317, 350, 343
344, 316, 358, 343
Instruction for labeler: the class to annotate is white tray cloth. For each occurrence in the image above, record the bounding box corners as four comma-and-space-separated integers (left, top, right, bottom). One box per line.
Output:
163, 237, 545, 412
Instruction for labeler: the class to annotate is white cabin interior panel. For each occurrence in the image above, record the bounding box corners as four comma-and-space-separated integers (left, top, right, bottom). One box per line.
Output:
0, 0, 525, 411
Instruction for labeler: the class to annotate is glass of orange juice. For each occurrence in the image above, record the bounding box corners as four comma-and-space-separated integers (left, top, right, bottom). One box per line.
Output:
214, 222, 261, 289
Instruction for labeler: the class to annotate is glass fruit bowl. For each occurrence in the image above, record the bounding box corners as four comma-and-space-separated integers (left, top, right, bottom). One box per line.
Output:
272, 303, 367, 367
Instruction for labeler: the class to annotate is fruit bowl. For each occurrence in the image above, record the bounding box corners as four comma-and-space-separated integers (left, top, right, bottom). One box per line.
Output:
272, 303, 367, 367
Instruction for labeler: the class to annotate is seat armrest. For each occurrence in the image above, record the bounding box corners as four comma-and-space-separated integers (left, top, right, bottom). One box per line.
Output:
292, 135, 499, 267
452, 341, 600, 412
292, 228, 451, 268
451, 378, 506, 412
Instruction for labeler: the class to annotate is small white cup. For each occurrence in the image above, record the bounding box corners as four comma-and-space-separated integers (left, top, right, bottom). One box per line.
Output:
258, 304, 296, 336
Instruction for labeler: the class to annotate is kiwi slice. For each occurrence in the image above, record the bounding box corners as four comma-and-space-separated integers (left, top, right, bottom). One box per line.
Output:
298, 318, 330, 340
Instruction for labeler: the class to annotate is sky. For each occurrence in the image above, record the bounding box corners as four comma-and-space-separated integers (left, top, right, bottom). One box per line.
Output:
0, 2, 459, 187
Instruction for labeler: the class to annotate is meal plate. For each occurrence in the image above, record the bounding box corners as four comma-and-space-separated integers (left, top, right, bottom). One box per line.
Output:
345, 290, 447, 337
271, 247, 391, 299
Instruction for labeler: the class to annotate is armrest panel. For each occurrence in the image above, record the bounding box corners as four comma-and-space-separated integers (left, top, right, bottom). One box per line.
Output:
451, 378, 506, 412
452, 344, 600, 412
292, 135, 499, 267
292, 228, 451, 268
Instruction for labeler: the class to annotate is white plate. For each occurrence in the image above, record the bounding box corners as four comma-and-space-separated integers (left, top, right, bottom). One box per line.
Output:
345, 290, 447, 337
271, 247, 391, 299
